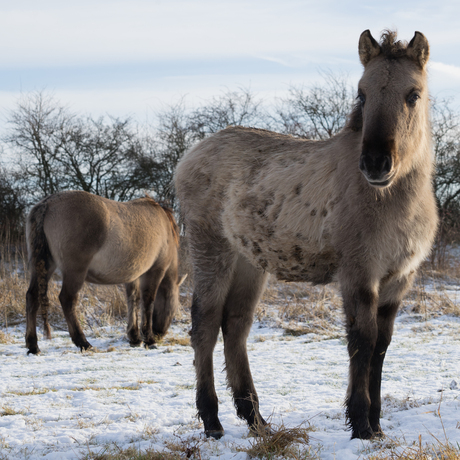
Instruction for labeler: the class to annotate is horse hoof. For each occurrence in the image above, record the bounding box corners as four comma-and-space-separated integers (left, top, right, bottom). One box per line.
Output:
205, 429, 224, 440
371, 428, 384, 439
80, 342, 92, 352
27, 347, 41, 355
351, 427, 373, 440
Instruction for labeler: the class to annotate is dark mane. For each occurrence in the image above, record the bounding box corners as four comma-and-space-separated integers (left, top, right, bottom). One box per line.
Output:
379, 29, 408, 59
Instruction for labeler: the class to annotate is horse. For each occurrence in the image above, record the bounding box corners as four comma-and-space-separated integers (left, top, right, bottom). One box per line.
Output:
174, 30, 438, 440
25, 190, 186, 354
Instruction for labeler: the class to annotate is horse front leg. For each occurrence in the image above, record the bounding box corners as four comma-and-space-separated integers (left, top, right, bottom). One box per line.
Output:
368, 273, 413, 434
140, 269, 164, 348
342, 286, 378, 440
368, 301, 399, 435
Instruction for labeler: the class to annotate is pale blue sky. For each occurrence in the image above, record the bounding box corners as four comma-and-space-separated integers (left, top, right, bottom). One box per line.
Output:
1, 0, 459, 122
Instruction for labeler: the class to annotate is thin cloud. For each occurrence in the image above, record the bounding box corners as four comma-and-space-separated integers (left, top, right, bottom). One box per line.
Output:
430, 61, 460, 80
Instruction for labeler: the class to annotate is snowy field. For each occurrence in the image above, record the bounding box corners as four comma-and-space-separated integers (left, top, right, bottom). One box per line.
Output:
2, 284, 460, 459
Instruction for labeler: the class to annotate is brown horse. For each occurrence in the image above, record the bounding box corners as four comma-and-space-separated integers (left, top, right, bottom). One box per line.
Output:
175, 30, 438, 440
25, 190, 185, 354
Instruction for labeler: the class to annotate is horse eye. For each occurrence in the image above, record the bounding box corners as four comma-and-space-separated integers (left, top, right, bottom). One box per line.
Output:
357, 91, 366, 106
407, 92, 420, 106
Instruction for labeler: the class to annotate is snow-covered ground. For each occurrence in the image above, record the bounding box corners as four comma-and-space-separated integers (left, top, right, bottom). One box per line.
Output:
2, 297, 460, 459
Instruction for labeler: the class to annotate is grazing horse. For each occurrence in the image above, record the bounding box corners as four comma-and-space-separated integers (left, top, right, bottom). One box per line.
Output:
175, 30, 438, 439
25, 190, 185, 354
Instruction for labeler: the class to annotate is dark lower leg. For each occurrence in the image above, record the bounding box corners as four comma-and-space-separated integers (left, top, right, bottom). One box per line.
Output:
222, 262, 268, 432
59, 286, 91, 351
343, 288, 378, 440
191, 293, 224, 438
140, 272, 164, 347
141, 289, 156, 347
126, 281, 141, 346
25, 279, 40, 354
346, 331, 375, 439
368, 302, 398, 434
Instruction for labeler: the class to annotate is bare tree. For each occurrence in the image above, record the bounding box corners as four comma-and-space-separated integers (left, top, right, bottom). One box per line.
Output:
56, 116, 145, 201
274, 72, 354, 139
4, 91, 73, 196
4, 91, 149, 202
0, 166, 26, 239
432, 97, 460, 213
189, 88, 266, 139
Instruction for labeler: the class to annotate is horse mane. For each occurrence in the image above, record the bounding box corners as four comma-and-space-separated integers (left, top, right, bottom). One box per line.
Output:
347, 29, 407, 132
142, 195, 180, 246
379, 30, 409, 59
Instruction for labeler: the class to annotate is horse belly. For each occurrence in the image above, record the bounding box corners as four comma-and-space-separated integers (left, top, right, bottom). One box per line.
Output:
86, 245, 156, 285
231, 231, 339, 285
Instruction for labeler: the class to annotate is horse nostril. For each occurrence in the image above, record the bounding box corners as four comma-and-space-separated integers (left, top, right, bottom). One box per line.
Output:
382, 156, 392, 174
359, 156, 367, 173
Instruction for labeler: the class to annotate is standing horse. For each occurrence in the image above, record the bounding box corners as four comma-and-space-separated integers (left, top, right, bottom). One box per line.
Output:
175, 30, 438, 439
25, 190, 185, 354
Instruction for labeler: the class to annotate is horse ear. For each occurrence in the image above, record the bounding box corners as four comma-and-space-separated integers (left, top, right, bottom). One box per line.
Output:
178, 274, 188, 286
407, 31, 429, 69
359, 30, 381, 66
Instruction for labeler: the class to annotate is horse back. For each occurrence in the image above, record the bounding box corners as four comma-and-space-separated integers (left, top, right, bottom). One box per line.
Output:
38, 191, 176, 284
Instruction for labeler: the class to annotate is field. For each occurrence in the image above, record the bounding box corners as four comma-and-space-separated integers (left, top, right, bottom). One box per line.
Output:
2, 243, 460, 459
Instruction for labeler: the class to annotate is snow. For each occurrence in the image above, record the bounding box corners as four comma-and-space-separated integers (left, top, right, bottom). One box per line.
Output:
2, 301, 460, 458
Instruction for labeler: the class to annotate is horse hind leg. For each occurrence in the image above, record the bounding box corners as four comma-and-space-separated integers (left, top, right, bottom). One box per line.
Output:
25, 260, 56, 354
191, 244, 237, 439
59, 270, 92, 351
151, 268, 180, 338
221, 256, 269, 433
125, 279, 141, 347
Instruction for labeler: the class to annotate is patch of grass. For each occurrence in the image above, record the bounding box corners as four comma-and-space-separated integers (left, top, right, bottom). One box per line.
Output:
1, 405, 25, 416
0, 330, 14, 344
163, 435, 202, 459
70, 383, 141, 392
159, 335, 190, 347
256, 279, 343, 339
82, 444, 185, 460
242, 421, 313, 459
365, 434, 460, 460
7, 387, 51, 396
83, 434, 203, 460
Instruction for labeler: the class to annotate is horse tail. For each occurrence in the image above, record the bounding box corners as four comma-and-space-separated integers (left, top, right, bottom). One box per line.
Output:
26, 197, 53, 339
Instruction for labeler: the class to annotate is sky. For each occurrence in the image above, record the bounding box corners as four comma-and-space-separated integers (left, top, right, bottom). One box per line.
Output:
0, 0, 460, 124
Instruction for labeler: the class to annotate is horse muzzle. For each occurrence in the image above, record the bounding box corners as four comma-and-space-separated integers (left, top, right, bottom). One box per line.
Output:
359, 151, 395, 188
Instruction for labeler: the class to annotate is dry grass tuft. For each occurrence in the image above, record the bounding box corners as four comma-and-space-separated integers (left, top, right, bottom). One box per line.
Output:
159, 334, 191, 347
0, 405, 25, 416
82, 444, 186, 460
257, 278, 343, 340
244, 421, 313, 459
0, 330, 14, 344
365, 434, 460, 460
